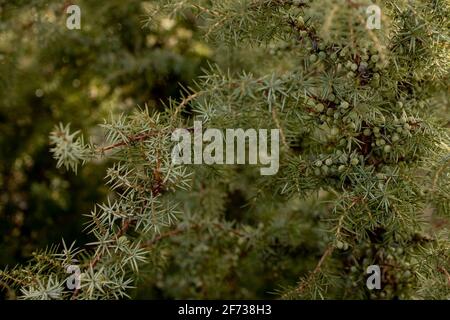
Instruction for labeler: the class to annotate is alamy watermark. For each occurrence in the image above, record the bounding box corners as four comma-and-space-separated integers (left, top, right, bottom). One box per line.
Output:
366, 264, 381, 290
171, 121, 280, 175
366, 5, 381, 30
65, 4, 380, 34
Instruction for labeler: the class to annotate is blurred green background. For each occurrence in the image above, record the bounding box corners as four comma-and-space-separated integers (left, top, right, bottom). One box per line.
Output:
0, 0, 210, 275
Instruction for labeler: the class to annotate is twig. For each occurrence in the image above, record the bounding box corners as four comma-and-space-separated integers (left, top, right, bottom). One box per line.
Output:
173, 91, 203, 118
283, 245, 334, 298
99, 131, 159, 153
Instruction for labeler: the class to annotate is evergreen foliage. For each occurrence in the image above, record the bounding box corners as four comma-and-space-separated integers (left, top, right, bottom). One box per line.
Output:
1, 0, 449, 300
0, 0, 207, 272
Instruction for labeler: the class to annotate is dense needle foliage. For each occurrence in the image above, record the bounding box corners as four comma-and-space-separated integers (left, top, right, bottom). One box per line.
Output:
1, 0, 449, 300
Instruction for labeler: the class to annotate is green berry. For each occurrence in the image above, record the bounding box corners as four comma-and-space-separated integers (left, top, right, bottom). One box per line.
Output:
348, 122, 357, 131
296, 16, 305, 27
350, 157, 359, 166
309, 54, 318, 63
376, 173, 385, 180
340, 101, 350, 109
330, 166, 338, 175
330, 127, 340, 136
315, 103, 325, 112
325, 158, 333, 166
383, 145, 392, 153
318, 51, 327, 59
315, 160, 323, 167
400, 115, 407, 124
371, 55, 379, 63
371, 79, 380, 88
392, 133, 400, 142
351, 63, 358, 71
363, 128, 371, 136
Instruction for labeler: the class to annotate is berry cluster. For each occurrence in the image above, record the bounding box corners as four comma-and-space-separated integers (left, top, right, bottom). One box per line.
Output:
346, 243, 417, 300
